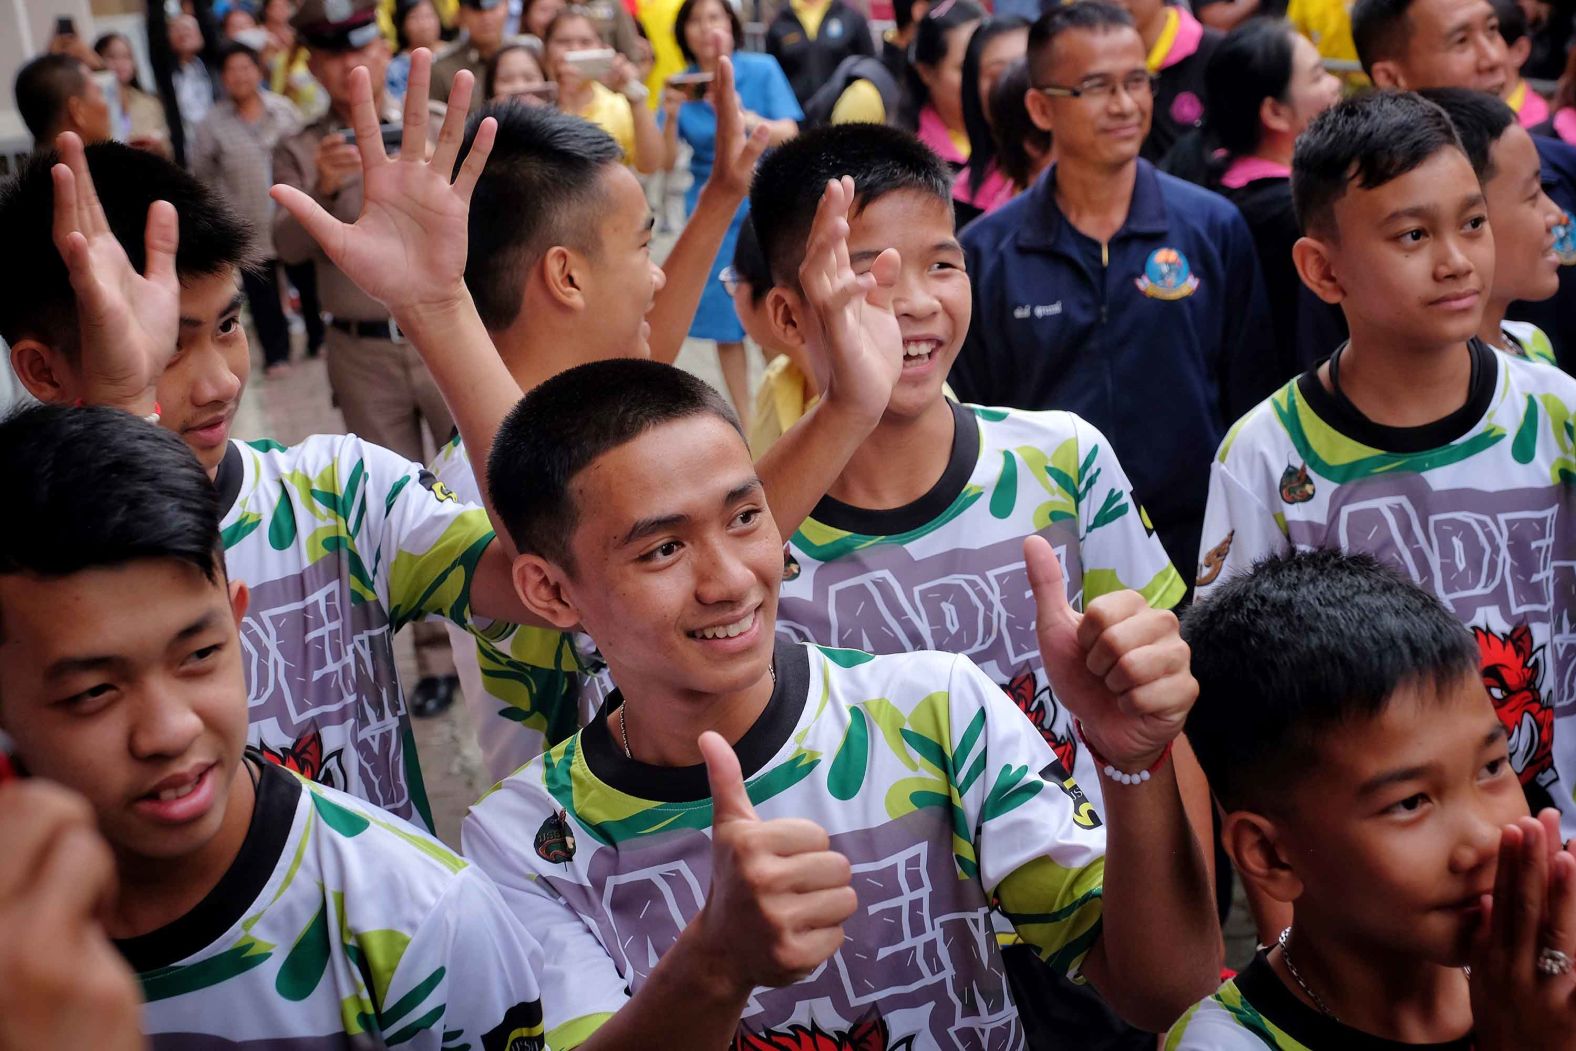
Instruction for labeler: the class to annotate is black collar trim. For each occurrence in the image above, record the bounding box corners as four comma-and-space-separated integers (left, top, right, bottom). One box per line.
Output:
214, 440, 244, 520
806, 399, 978, 536
115, 754, 300, 973
1295, 339, 1497, 454
1233, 951, 1474, 1050
581, 639, 810, 802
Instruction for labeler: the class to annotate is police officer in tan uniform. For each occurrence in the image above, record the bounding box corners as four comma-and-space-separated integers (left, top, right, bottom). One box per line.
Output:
272, 0, 461, 716
430, 0, 508, 110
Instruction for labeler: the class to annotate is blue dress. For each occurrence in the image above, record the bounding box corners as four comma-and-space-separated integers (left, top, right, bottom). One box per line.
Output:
670, 51, 802, 342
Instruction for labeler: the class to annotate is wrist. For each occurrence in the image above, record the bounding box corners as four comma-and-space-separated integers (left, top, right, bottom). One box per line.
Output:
673, 915, 753, 1003
816, 380, 886, 432
1074, 721, 1173, 784
390, 289, 477, 339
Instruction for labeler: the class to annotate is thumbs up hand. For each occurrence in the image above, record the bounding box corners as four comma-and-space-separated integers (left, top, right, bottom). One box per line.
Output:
1025, 535, 1196, 772
693, 731, 857, 993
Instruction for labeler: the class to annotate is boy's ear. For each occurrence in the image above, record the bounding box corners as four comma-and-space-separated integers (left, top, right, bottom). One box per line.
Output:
1292, 235, 1346, 305
764, 285, 808, 352
228, 580, 251, 625
1223, 809, 1305, 904
511, 553, 584, 632
541, 245, 588, 312
10, 339, 81, 405
1368, 60, 1406, 90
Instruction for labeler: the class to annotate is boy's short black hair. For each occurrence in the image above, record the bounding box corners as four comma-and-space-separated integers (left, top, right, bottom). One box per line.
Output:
459, 101, 624, 331
1291, 91, 1464, 238
1183, 549, 1479, 813
1027, 1, 1135, 88
0, 142, 253, 359
13, 54, 89, 143
487, 359, 740, 570
216, 40, 264, 70
1419, 87, 1516, 181
731, 218, 771, 307
749, 123, 952, 290
0, 405, 223, 636
1351, 0, 1413, 75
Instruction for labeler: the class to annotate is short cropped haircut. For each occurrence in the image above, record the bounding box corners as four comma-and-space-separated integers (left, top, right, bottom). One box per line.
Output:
1419, 87, 1516, 181
458, 101, 624, 331
731, 217, 772, 307
1027, 1, 1135, 89
487, 359, 740, 569
14, 54, 89, 142
1290, 91, 1464, 237
1351, 0, 1413, 74
674, 0, 745, 66
0, 405, 223, 635
0, 142, 253, 359
216, 40, 264, 71
1183, 549, 1479, 813
749, 123, 952, 289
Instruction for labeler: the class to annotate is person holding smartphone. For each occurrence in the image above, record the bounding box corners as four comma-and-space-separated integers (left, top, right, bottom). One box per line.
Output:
542, 7, 663, 173
659, 0, 799, 424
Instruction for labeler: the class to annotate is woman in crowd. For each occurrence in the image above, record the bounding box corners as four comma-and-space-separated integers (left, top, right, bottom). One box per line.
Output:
262, 0, 325, 119
1203, 18, 1344, 373
954, 15, 1029, 225
985, 60, 1051, 204
543, 7, 664, 172
388, 0, 447, 103
898, 0, 984, 170
94, 32, 173, 157
486, 39, 556, 103
520, 0, 567, 38
661, 0, 800, 421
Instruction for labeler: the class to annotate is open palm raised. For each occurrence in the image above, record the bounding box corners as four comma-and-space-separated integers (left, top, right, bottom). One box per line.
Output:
269, 49, 496, 318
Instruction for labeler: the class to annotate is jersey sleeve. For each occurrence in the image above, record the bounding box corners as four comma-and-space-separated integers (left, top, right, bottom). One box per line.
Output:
947, 655, 1108, 978
1164, 995, 1278, 1051
377, 866, 550, 1051
358, 438, 497, 632
1193, 443, 1290, 600
463, 786, 631, 1049
1071, 415, 1186, 610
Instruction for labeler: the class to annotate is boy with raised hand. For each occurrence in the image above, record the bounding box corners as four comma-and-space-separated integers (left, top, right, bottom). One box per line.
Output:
1172, 548, 1576, 1050
0, 404, 547, 1051
751, 116, 1210, 1051
269, 49, 906, 779
1195, 91, 1576, 839
1422, 88, 1565, 366
458, 243, 1218, 1051
426, 47, 776, 777
0, 133, 543, 831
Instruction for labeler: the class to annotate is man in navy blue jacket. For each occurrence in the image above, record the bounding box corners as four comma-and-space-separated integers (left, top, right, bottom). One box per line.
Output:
954, 0, 1276, 581
1353, 0, 1576, 369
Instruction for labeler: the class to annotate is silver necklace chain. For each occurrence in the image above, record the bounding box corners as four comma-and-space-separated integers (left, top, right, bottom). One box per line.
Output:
619, 660, 776, 760
1278, 927, 1340, 1022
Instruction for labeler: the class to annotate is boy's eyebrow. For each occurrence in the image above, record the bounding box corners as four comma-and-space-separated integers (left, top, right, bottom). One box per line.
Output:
181, 293, 245, 329
849, 240, 962, 265
43, 611, 222, 679
618, 477, 763, 547
1355, 724, 1510, 796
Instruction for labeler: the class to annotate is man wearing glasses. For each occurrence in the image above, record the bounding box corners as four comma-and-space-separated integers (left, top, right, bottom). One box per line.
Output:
952, 0, 1276, 590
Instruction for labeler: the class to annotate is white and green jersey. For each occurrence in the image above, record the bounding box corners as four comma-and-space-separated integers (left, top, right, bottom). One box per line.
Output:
120, 759, 546, 1051
463, 641, 1107, 1051
1499, 320, 1558, 367
429, 434, 591, 781
778, 400, 1185, 814
1196, 341, 1576, 832
219, 434, 496, 829
1165, 953, 1474, 1050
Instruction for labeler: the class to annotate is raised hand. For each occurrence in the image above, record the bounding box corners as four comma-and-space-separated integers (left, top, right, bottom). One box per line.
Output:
1472, 815, 1576, 1050
701, 46, 769, 202
0, 781, 145, 1051
692, 731, 856, 992
799, 176, 903, 425
269, 48, 496, 321
51, 131, 179, 413
1026, 535, 1195, 770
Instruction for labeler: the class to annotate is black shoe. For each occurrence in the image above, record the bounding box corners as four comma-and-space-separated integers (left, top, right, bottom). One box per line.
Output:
410, 675, 458, 718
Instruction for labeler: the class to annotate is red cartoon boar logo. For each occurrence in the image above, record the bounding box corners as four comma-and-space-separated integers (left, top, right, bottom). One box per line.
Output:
1004, 667, 1077, 775
734, 1010, 915, 1051
1475, 625, 1555, 791
259, 729, 348, 790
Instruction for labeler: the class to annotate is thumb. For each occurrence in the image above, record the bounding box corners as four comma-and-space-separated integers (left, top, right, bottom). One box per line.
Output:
865, 248, 900, 312
1025, 535, 1078, 639
701, 730, 758, 825
142, 199, 180, 288
270, 184, 346, 266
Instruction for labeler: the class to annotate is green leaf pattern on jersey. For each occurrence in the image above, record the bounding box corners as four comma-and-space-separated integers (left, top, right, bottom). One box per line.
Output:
1009, 438, 1130, 536
472, 629, 588, 745
1163, 980, 1308, 1051
1522, 393, 1576, 483
793, 486, 986, 561
1273, 383, 1506, 482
